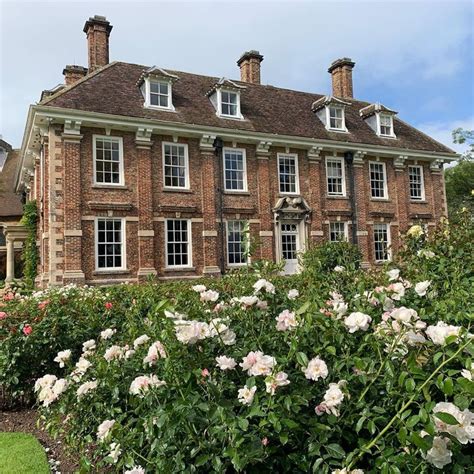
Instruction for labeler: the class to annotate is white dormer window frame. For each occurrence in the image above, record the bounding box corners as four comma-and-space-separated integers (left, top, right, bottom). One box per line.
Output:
377, 113, 396, 138
144, 78, 175, 111
326, 105, 347, 132
217, 89, 243, 120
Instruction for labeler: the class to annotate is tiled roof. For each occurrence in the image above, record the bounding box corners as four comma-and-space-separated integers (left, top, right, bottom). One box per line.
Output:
43, 61, 455, 155
0, 150, 23, 218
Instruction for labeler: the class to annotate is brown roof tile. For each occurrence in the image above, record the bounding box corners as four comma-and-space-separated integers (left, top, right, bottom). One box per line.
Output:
0, 150, 24, 218
43, 62, 455, 155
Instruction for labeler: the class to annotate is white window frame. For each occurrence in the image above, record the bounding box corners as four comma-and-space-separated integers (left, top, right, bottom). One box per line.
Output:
329, 221, 349, 242
277, 153, 300, 195
94, 217, 126, 271
165, 219, 193, 269
369, 161, 389, 200
217, 89, 243, 119
93, 135, 124, 186
408, 165, 425, 201
144, 78, 175, 111
325, 157, 346, 196
325, 105, 347, 132
226, 220, 249, 267
377, 113, 396, 138
373, 223, 392, 262
162, 142, 190, 190
223, 147, 248, 192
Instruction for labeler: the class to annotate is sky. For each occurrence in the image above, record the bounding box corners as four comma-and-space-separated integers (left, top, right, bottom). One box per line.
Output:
1, 0, 473, 153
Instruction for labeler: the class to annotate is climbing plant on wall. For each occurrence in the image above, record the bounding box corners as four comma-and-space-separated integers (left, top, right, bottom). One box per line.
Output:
20, 200, 38, 287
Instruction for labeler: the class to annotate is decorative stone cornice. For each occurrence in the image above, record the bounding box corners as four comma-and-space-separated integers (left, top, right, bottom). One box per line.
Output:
354, 150, 366, 165
256, 140, 272, 155
135, 127, 153, 148
394, 154, 408, 168
200, 134, 216, 152
430, 159, 443, 171
64, 119, 82, 135
308, 146, 323, 161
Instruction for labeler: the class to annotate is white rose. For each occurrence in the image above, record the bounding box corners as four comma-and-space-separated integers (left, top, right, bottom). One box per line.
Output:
433, 402, 474, 444
303, 357, 328, 381
108, 442, 121, 463
125, 467, 145, 474
387, 268, 400, 281
415, 280, 431, 297
200, 290, 219, 302
97, 419, 115, 441
77, 380, 98, 398
100, 328, 116, 340
323, 383, 344, 408
192, 285, 206, 293
133, 334, 150, 349
215, 355, 237, 371
423, 436, 452, 469
54, 349, 72, 368
426, 322, 461, 345
287, 289, 299, 300
391, 307, 418, 325
237, 385, 257, 405
344, 312, 372, 333
104, 345, 124, 362
334, 266, 345, 273
253, 279, 275, 294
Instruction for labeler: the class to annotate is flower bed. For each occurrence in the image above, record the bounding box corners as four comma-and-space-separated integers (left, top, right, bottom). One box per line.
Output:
1, 214, 473, 472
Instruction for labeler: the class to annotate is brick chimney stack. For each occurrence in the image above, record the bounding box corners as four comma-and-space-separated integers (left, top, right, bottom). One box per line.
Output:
237, 50, 264, 84
328, 58, 355, 99
83, 15, 113, 72
63, 65, 88, 86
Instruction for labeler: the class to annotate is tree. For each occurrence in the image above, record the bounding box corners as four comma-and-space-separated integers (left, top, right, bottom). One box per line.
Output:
445, 128, 474, 216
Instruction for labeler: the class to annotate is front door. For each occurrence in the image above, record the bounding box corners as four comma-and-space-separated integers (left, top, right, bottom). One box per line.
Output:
280, 222, 300, 275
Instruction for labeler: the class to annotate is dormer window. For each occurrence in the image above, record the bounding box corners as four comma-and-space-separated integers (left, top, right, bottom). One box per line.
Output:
220, 90, 239, 117
379, 114, 393, 137
138, 66, 179, 112
360, 103, 397, 138
207, 78, 245, 120
328, 106, 345, 130
149, 81, 171, 108
312, 96, 350, 132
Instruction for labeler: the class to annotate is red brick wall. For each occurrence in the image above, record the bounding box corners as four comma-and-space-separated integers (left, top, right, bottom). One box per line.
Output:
38, 124, 448, 285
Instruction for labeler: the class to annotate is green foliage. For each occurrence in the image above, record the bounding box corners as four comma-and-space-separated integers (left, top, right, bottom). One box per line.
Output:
445, 160, 474, 216
301, 240, 362, 275
20, 200, 39, 287
0, 214, 473, 472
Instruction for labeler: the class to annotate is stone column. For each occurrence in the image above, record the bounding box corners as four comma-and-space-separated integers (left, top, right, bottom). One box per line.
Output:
352, 152, 370, 266
5, 236, 15, 283
393, 155, 408, 251
62, 128, 85, 284
200, 135, 221, 275
136, 133, 157, 280
256, 142, 273, 260
308, 146, 324, 244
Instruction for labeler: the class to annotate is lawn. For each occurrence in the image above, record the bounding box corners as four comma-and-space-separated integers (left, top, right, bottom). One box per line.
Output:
0, 433, 49, 474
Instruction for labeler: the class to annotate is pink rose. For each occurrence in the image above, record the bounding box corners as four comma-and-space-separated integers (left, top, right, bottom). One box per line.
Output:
201, 368, 210, 377
105, 302, 113, 310
0, 311, 7, 320
38, 300, 49, 310
261, 437, 269, 446
3, 292, 14, 301
23, 324, 33, 336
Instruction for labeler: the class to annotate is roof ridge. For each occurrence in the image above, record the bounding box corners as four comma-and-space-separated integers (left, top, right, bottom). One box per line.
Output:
41, 61, 119, 105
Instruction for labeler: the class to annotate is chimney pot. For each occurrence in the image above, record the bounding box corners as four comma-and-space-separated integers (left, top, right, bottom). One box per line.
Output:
63, 65, 88, 86
237, 50, 264, 84
83, 15, 113, 72
328, 57, 355, 99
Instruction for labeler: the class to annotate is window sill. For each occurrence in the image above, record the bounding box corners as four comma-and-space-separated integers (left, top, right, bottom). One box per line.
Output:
224, 191, 251, 196
164, 266, 196, 273
409, 199, 427, 204
370, 198, 391, 202
217, 114, 245, 121
278, 193, 300, 198
162, 188, 193, 194
92, 184, 128, 190
326, 195, 349, 200
93, 269, 130, 276
326, 128, 349, 134
144, 104, 176, 113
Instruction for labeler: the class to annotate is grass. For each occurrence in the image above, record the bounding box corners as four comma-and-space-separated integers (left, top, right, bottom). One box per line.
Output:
0, 433, 49, 473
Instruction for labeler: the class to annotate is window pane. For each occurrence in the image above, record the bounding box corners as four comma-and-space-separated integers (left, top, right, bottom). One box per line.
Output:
326, 159, 344, 195
329, 222, 347, 242
224, 150, 245, 190
166, 220, 190, 267
164, 144, 187, 188
96, 219, 123, 269
373, 224, 390, 261
221, 90, 238, 116
227, 221, 248, 265
279, 155, 298, 194
370, 163, 387, 198
409, 166, 424, 200
95, 137, 122, 185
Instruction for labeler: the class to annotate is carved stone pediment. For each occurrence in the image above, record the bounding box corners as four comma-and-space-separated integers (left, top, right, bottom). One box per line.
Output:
273, 196, 311, 221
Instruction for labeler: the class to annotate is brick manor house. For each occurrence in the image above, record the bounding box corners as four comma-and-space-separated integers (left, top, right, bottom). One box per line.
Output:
16, 15, 456, 286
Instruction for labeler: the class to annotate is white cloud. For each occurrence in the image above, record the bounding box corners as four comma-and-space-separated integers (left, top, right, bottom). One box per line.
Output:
416, 117, 474, 155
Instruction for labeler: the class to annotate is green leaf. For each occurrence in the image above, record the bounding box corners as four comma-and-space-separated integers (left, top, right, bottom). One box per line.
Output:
296, 352, 308, 366
195, 454, 211, 467
410, 432, 430, 451
443, 378, 454, 396
405, 378, 416, 392
238, 418, 249, 431
434, 412, 460, 425
356, 416, 366, 433
458, 378, 474, 395
279, 432, 289, 445
312, 458, 324, 472
326, 346, 336, 356
406, 415, 420, 429
296, 301, 311, 315
325, 443, 345, 459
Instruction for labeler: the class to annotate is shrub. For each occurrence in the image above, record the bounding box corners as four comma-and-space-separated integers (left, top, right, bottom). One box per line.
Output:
0, 217, 473, 472
20, 200, 38, 287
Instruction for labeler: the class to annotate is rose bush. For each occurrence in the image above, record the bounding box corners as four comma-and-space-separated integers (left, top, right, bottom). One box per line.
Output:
0, 212, 472, 472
